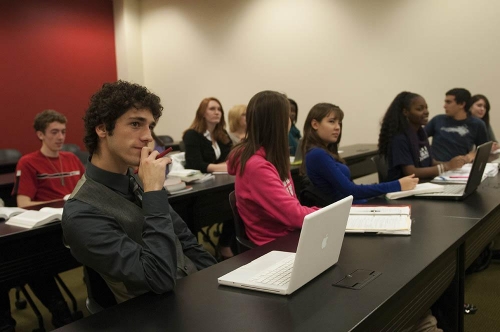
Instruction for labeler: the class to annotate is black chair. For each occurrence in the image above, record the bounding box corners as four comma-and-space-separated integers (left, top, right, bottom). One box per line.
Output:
371, 155, 388, 183
61, 144, 81, 154
0, 149, 21, 162
179, 141, 185, 152
298, 177, 335, 208
157, 135, 174, 144
228, 191, 256, 254
74, 150, 89, 166
83, 266, 117, 314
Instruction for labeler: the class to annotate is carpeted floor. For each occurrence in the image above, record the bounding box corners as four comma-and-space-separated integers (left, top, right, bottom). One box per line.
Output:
464, 260, 500, 332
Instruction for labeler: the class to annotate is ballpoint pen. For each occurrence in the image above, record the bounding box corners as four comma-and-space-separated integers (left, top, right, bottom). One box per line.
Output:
134, 147, 173, 174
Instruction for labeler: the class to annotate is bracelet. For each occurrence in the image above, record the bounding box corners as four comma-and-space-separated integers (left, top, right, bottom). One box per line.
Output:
437, 164, 443, 175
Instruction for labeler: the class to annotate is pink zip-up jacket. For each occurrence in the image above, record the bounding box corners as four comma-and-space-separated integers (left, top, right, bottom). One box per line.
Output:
227, 147, 319, 246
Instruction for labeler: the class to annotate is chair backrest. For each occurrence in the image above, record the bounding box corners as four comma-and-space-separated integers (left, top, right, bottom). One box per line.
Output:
83, 266, 117, 314
179, 141, 186, 152
61, 143, 81, 153
157, 135, 174, 144
0, 149, 21, 162
74, 150, 90, 166
228, 191, 256, 253
371, 155, 388, 183
298, 177, 335, 208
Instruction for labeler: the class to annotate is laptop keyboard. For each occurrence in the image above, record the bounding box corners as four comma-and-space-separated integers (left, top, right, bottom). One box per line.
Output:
250, 256, 295, 286
442, 185, 465, 194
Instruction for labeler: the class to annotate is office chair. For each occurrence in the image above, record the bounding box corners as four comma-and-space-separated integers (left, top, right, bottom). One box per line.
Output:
228, 191, 256, 254
0, 149, 21, 162
83, 266, 117, 314
298, 177, 335, 208
61, 144, 81, 154
371, 155, 388, 183
74, 150, 89, 166
157, 135, 174, 144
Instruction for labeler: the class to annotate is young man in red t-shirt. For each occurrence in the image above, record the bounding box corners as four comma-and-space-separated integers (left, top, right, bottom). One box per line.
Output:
1, 110, 84, 331
15, 110, 85, 207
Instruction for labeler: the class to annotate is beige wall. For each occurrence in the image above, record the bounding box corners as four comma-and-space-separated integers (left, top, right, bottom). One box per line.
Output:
115, 0, 500, 145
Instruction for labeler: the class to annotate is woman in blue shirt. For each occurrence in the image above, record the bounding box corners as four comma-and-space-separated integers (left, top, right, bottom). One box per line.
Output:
301, 103, 418, 204
379, 92, 466, 181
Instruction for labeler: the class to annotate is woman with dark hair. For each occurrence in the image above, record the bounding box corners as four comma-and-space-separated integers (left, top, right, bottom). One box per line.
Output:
227, 91, 318, 246
183, 97, 232, 173
183, 97, 234, 259
469, 94, 498, 151
301, 103, 417, 204
288, 98, 301, 155
379, 92, 466, 181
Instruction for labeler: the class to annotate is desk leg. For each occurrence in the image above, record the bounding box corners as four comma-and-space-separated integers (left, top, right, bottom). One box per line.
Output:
432, 244, 464, 332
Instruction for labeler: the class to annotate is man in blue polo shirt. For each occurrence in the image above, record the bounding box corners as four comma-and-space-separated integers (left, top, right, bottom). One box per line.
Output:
425, 88, 488, 162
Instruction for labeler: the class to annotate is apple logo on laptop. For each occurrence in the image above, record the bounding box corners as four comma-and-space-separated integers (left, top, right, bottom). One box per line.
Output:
322, 234, 329, 249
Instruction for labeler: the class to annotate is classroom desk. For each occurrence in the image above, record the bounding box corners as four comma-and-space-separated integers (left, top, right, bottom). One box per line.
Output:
0, 200, 80, 290
53, 175, 500, 332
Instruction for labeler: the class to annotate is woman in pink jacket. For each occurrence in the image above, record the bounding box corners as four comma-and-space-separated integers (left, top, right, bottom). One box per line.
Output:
227, 91, 318, 246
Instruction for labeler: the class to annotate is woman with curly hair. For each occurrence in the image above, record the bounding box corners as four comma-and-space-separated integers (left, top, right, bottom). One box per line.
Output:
378, 92, 466, 181
183, 97, 232, 173
301, 103, 417, 204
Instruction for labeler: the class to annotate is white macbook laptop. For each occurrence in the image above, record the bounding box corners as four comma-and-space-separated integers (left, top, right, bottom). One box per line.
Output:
217, 195, 353, 295
415, 141, 492, 200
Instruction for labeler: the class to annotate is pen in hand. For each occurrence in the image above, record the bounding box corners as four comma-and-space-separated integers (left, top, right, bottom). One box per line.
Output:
134, 147, 173, 174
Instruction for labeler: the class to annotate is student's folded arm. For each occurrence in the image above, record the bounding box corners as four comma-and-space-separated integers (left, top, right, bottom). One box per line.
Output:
246, 161, 317, 229
62, 197, 179, 295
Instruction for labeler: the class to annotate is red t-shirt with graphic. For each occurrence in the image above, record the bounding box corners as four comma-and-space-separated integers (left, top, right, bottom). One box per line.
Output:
14, 150, 85, 201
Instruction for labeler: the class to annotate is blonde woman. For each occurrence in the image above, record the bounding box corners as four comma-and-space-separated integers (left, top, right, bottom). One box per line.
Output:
227, 104, 247, 145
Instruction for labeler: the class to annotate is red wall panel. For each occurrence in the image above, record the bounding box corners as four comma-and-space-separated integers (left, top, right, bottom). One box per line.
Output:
0, 0, 116, 154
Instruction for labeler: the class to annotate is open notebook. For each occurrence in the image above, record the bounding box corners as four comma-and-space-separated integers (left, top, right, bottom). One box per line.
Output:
218, 195, 353, 295
0, 207, 26, 220
5, 207, 63, 229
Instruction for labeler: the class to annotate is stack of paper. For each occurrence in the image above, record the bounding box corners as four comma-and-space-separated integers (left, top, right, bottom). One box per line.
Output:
347, 206, 411, 235
432, 163, 498, 183
168, 169, 206, 183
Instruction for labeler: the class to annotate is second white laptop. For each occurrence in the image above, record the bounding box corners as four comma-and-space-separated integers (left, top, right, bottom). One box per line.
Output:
217, 195, 353, 295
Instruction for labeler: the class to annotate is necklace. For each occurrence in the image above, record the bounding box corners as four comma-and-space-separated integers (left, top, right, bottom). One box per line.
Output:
43, 153, 65, 186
